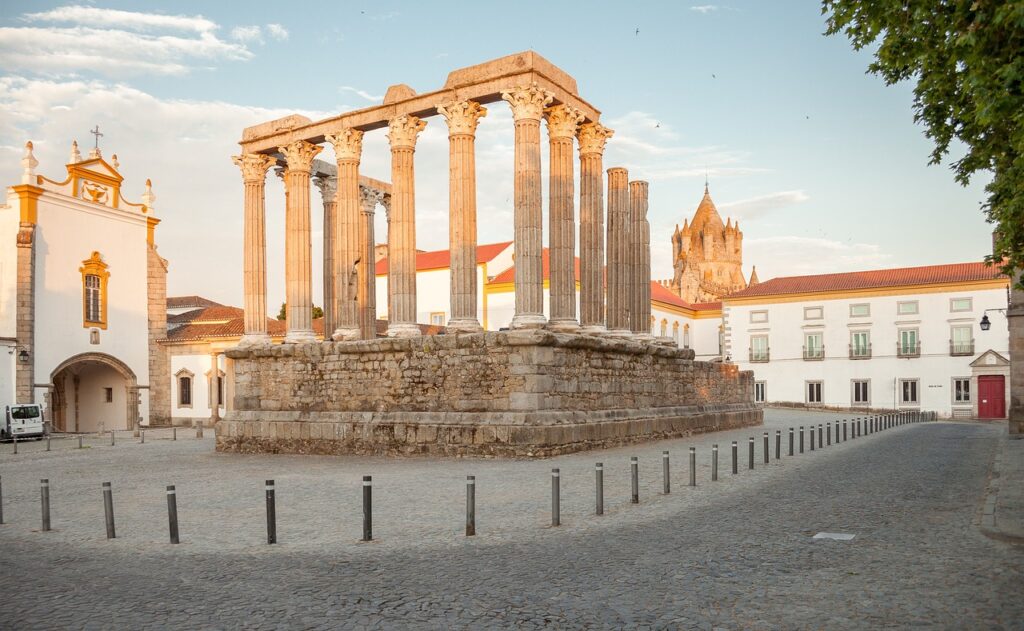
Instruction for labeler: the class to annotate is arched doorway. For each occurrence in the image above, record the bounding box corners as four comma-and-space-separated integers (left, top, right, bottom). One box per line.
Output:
50, 353, 138, 433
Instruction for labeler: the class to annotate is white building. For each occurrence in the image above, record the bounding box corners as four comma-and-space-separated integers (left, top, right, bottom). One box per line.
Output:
723, 263, 1011, 418
0, 140, 168, 431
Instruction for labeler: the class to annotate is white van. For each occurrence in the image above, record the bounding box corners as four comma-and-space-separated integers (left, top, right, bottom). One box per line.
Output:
3, 404, 46, 440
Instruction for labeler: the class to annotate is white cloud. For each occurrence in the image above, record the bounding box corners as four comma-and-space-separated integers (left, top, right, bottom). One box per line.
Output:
718, 190, 809, 221
338, 86, 383, 102
24, 5, 218, 34
745, 236, 893, 279
690, 5, 719, 14
265, 23, 289, 41
368, 11, 400, 21
231, 25, 263, 44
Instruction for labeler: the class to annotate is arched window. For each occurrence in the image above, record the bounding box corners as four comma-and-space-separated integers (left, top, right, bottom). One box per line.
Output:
684, 324, 691, 349
650, 315, 656, 336
672, 321, 680, 345
660, 319, 668, 337
79, 251, 110, 329
175, 369, 194, 408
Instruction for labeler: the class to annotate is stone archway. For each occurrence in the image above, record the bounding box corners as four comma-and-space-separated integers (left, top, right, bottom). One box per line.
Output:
50, 353, 138, 432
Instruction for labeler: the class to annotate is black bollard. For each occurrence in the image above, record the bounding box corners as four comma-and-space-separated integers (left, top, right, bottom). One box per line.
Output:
166, 485, 179, 544
775, 430, 781, 461
689, 447, 696, 487
266, 480, 277, 544
810, 426, 816, 451
788, 427, 794, 456
465, 476, 475, 537
763, 432, 769, 464
732, 441, 738, 475
712, 445, 719, 481
799, 426, 805, 453
111, 430, 115, 446
748, 437, 755, 470
362, 475, 372, 542
551, 468, 561, 526
0, 475, 4, 525
630, 457, 639, 504
103, 482, 115, 539
843, 420, 847, 441
140, 430, 145, 444
173, 427, 177, 441
12, 436, 16, 455
662, 451, 671, 495
827, 423, 831, 446
78, 435, 83, 449
40, 479, 50, 532
818, 424, 823, 447
595, 463, 604, 515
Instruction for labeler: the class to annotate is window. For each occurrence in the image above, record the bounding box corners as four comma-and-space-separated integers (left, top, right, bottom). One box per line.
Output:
900, 379, 919, 405
750, 310, 768, 324
217, 377, 224, 408
208, 372, 225, 408
683, 325, 691, 349
897, 300, 919, 315
803, 332, 824, 360
898, 329, 920, 357
850, 303, 870, 317
852, 380, 870, 406
806, 381, 823, 405
754, 381, 766, 403
718, 326, 724, 355
950, 325, 973, 356
650, 316, 657, 336
850, 330, 870, 359
660, 319, 668, 337
953, 378, 971, 404
429, 312, 445, 326
672, 321, 680, 345
750, 335, 769, 362
79, 251, 110, 329
104, 387, 113, 403
950, 297, 972, 312
179, 376, 193, 406
804, 306, 823, 320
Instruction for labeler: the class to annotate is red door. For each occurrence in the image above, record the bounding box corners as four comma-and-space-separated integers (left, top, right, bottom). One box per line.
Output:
978, 375, 1006, 419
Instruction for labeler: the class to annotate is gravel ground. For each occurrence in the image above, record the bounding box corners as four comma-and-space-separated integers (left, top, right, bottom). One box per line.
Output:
0, 409, 1020, 629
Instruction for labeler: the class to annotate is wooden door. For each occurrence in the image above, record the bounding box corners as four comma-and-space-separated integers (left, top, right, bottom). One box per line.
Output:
977, 375, 1005, 419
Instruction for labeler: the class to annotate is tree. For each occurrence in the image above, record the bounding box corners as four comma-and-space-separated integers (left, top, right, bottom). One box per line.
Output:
277, 303, 324, 320
823, 0, 1024, 285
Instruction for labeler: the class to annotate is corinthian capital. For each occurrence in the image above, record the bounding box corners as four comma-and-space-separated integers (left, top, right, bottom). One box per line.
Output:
386, 114, 427, 149
501, 82, 554, 122
278, 140, 323, 174
544, 104, 584, 139
232, 153, 277, 183
577, 122, 615, 156
313, 174, 337, 200
325, 128, 364, 162
359, 186, 386, 213
436, 100, 488, 136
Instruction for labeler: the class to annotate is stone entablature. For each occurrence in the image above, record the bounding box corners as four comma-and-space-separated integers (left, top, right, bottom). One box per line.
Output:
217, 331, 760, 456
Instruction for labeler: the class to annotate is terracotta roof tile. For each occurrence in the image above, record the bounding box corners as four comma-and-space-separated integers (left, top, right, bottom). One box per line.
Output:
166, 295, 222, 309
650, 282, 721, 311
376, 241, 512, 275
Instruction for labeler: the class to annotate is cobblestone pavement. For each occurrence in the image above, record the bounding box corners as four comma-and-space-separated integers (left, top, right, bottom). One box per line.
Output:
1, 410, 1021, 629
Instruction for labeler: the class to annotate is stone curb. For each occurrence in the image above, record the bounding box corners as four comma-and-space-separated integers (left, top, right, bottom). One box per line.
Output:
979, 435, 1024, 544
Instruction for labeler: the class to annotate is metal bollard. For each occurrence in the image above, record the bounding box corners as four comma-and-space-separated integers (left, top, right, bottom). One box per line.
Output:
140, 430, 145, 444
40, 479, 51, 532
78, 435, 83, 449
103, 482, 115, 539
0, 475, 4, 524
712, 445, 719, 481
166, 485, 179, 544
111, 430, 115, 446
465, 476, 475, 537
818, 424, 823, 447
196, 424, 203, 439
799, 426, 805, 453
595, 463, 604, 515
689, 447, 696, 487
810, 426, 815, 451
551, 468, 561, 526
662, 451, 671, 495
763, 432, 769, 464
843, 420, 847, 441
173, 427, 177, 441
775, 430, 781, 461
362, 475, 372, 542
46, 435, 51, 451
788, 427, 794, 456
748, 437, 754, 470
827, 423, 831, 446
732, 441, 738, 474
630, 457, 639, 504
12, 436, 16, 455
266, 480, 277, 544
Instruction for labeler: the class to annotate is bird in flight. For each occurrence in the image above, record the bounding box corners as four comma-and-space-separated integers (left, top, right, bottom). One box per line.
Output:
635, 28, 640, 36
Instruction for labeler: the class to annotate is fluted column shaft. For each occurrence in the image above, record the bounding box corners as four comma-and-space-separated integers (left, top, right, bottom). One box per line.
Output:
279, 141, 323, 343
325, 129, 363, 341
545, 105, 584, 332
629, 181, 646, 335
438, 100, 487, 332
606, 167, 631, 335
233, 153, 276, 346
359, 188, 384, 339
314, 176, 338, 336
577, 124, 614, 334
386, 115, 427, 337
503, 84, 553, 329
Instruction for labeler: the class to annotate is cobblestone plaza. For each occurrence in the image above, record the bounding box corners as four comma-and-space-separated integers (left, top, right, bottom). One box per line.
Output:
1, 409, 1022, 629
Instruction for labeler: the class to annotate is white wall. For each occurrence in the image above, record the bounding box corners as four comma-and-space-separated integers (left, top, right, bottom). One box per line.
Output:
0, 192, 17, 340
170, 351, 223, 425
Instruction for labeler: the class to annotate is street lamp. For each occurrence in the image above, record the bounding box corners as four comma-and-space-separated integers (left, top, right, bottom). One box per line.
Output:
17, 349, 29, 363
979, 309, 1007, 331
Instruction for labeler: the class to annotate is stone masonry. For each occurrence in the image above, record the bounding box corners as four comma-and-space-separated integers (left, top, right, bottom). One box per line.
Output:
218, 331, 761, 457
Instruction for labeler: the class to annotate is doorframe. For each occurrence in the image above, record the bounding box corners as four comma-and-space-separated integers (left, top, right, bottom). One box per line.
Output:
970, 350, 1010, 420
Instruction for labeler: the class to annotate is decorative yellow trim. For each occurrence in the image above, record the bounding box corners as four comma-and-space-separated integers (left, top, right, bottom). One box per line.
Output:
146, 216, 160, 246
12, 184, 43, 225
722, 278, 1009, 306
80, 251, 110, 330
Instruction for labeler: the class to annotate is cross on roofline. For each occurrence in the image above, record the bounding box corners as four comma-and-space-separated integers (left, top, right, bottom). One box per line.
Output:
90, 125, 103, 149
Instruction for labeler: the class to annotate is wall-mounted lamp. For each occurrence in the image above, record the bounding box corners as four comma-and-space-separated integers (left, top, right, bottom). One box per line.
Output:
980, 308, 1007, 332
17, 349, 30, 363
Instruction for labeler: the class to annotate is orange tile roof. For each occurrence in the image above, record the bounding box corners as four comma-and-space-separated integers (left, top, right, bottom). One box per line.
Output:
167, 295, 222, 309
726, 262, 1004, 299
376, 241, 513, 275
489, 249, 581, 284
650, 281, 721, 311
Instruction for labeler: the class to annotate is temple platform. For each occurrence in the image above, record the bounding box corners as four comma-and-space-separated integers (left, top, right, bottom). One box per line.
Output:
217, 330, 762, 457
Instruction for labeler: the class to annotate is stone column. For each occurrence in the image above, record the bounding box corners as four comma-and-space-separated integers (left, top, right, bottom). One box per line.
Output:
209, 351, 220, 425
502, 83, 553, 329
313, 174, 338, 336
325, 129, 364, 341
630, 180, 652, 339
359, 186, 385, 339
605, 167, 631, 336
278, 140, 323, 343
437, 99, 488, 333
577, 123, 614, 335
233, 154, 276, 346
544, 104, 584, 332
386, 115, 427, 337
1008, 269, 1023, 435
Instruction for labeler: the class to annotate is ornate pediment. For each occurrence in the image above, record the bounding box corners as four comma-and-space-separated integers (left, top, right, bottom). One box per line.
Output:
969, 350, 1010, 367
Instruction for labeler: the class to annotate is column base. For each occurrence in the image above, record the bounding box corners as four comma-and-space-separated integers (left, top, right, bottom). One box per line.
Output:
284, 329, 318, 344
579, 324, 608, 336
447, 318, 484, 333
546, 318, 580, 333
386, 323, 422, 338
237, 333, 272, 348
634, 333, 656, 343
331, 326, 361, 342
510, 313, 547, 329
606, 328, 634, 338
654, 336, 678, 347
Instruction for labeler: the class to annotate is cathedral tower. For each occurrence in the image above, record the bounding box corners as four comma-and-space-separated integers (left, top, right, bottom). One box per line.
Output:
669, 185, 747, 303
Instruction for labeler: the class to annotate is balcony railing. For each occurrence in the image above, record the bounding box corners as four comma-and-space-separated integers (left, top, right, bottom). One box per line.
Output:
897, 342, 921, 358
949, 340, 975, 356
802, 346, 825, 361
749, 348, 770, 363
849, 343, 872, 359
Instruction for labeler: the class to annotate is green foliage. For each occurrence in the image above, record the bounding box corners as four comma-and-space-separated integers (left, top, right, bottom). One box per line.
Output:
277, 303, 324, 320
823, 0, 1024, 285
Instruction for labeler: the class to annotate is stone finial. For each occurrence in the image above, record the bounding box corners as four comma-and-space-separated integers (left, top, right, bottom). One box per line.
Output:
278, 140, 323, 174
142, 178, 155, 210
232, 153, 277, 183
325, 128, 364, 161
436, 100, 488, 136
501, 82, 554, 122
386, 114, 427, 149
111, 154, 120, 170
313, 174, 337, 200
359, 186, 385, 213
21, 141, 38, 184
69, 140, 82, 164
544, 104, 584, 139
577, 122, 614, 155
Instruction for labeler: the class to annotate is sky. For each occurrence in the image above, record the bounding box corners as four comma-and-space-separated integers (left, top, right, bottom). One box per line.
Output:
0, 1, 997, 307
